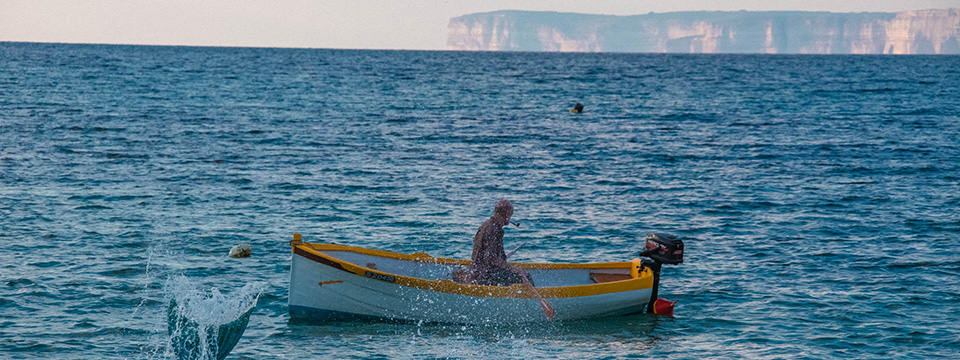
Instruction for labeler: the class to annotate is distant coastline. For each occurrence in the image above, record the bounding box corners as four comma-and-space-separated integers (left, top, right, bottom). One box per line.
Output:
447, 9, 960, 54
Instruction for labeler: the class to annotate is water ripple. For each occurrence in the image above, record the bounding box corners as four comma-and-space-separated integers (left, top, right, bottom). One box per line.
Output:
2, 43, 959, 359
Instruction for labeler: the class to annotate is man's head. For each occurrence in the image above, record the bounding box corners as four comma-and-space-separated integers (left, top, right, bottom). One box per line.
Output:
493, 199, 514, 225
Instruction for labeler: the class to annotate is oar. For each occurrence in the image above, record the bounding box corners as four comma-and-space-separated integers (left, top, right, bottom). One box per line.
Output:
505, 242, 525, 260
503, 223, 551, 319
518, 269, 554, 321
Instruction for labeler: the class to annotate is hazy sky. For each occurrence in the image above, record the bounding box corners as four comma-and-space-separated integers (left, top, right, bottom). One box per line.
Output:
3, 0, 960, 50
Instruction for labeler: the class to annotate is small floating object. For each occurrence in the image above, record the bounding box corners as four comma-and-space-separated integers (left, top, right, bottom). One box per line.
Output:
228, 243, 251, 258
570, 102, 584, 113
652, 298, 677, 315
288, 233, 684, 323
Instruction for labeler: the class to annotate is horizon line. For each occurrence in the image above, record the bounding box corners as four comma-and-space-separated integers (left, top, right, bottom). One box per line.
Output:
4, 41, 958, 56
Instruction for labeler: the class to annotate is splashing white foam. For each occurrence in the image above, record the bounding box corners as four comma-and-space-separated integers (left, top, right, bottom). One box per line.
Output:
167, 276, 262, 326
164, 276, 263, 360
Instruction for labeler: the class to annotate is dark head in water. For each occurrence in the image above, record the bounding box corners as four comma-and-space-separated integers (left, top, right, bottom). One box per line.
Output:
571, 103, 584, 113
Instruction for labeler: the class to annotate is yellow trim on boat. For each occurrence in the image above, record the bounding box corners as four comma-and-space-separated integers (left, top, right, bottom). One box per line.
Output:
293, 242, 654, 299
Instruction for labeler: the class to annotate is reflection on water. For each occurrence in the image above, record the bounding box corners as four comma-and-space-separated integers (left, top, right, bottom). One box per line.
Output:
280, 314, 663, 358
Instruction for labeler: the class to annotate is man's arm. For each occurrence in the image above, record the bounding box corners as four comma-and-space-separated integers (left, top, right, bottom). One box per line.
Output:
470, 226, 482, 264
479, 223, 511, 268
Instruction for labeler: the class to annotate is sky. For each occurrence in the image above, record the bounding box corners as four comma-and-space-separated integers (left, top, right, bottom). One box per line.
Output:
3, 0, 960, 50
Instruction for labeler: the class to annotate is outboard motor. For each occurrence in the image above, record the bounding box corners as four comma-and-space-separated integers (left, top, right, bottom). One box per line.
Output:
640, 233, 684, 264
639, 233, 683, 314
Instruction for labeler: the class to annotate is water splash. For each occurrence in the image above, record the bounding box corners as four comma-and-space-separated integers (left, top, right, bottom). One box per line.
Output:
165, 277, 262, 360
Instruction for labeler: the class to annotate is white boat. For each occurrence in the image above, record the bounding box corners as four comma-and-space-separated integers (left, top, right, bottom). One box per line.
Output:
288, 233, 683, 324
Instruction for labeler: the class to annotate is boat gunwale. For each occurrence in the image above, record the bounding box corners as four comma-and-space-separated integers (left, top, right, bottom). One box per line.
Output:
292, 243, 654, 299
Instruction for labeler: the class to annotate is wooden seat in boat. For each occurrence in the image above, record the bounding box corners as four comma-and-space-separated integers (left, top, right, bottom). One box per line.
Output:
589, 272, 633, 283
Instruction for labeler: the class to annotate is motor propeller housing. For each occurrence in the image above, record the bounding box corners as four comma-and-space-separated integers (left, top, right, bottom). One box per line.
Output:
640, 233, 684, 265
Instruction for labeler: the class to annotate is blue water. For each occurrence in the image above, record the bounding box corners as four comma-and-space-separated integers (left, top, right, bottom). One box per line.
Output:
2, 42, 959, 359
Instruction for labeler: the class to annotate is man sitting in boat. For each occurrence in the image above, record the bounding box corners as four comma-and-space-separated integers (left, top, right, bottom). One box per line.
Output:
462, 199, 529, 286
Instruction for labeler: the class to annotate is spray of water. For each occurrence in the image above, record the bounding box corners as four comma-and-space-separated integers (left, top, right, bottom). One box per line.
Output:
164, 276, 263, 360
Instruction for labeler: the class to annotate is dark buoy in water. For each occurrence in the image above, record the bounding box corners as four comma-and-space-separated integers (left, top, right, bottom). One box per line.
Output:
570, 103, 584, 113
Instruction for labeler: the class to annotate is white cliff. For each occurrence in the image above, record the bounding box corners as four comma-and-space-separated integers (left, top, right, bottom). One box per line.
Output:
446, 9, 960, 54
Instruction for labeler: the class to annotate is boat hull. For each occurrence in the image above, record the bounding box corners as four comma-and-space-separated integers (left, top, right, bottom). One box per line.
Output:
288, 244, 654, 324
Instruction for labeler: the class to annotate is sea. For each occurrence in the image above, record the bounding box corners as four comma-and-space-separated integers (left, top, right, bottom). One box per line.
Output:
1, 42, 959, 359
